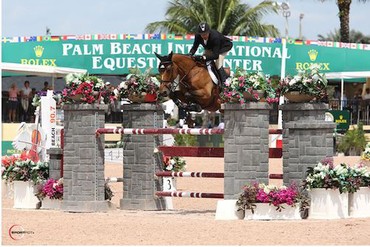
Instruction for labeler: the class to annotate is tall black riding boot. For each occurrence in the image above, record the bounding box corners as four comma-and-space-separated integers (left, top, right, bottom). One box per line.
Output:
218, 67, 228, 85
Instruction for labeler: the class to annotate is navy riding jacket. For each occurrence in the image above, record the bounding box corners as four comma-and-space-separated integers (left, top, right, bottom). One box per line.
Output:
189, 29, 233, 61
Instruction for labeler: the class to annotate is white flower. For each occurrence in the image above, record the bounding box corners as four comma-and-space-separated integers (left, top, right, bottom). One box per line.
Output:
166, 164, 173, 171
150, 77, 160, 86
119, 81, 128, 90
288, 78, 297, 86
113, 88, 120, 97
334, 165, 348, 176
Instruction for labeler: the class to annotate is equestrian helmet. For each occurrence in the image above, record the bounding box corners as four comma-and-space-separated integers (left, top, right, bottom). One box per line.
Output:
198, 22, 210, 34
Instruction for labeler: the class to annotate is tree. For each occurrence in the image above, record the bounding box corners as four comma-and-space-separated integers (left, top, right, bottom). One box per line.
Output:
318, 29, 370, 43
319, 0, 369, 43
145, 0, 280, 37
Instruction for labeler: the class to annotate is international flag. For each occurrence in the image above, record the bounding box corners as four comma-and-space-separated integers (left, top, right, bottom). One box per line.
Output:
151, 33, 161, 40
273, 38, 282, 44
76, 35, 85, 40
26, 36, 37, 42
294, 39, 303, 45
18, 37, 26, 42
333, 42, 340, 48
185, 34, 194, 40
2, 37, 19, 43
174, 35, 183, 40
356, 43, 364, 50
350, 43, 358, 49
167, 34, 175, 40
264, 37, 274, 43
135, 34, 144, 39
317, 41, 325, 46
161, 34, 166, 40
286, 38, 295, 44
363, 44, 370, 50
117, 34, 124, 40
110, 34, 117, 40
247, 36, 259, 43
1, 37, 11, 43
230, 35, 239, 42
340, 42, 351, 48
305, 40, 318, 46
61, 35, 76, 40
37, 36, 43, 41
50, 36, 60, 41
124, 34, 143, 40
84, 34, 92, 40
326, 41, 334, 47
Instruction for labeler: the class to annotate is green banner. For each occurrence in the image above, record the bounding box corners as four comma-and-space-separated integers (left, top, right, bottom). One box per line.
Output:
2, 36, 370, 76
2, 141, 22, 156
2, 39, 283, 75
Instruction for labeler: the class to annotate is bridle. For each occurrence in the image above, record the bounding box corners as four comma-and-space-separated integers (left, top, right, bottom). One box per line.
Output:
158, 59, 199, 93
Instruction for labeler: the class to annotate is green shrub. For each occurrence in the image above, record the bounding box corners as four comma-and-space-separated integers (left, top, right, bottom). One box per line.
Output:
337, 122, 367, 156
174, 134, 197, 146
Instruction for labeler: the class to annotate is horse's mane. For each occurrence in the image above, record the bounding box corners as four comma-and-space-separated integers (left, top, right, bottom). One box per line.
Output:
172, 53, 194, 63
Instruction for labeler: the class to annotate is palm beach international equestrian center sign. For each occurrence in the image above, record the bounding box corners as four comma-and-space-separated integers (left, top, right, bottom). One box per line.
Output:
2, 34, 370, 76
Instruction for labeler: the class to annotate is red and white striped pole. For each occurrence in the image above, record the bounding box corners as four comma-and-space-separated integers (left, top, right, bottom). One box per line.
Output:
156, 171, 224, 178
96, 127, 224, 136
155, 191, 224, 199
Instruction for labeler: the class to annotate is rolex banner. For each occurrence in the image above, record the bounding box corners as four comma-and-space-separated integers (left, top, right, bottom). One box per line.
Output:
2, 35, 370, 76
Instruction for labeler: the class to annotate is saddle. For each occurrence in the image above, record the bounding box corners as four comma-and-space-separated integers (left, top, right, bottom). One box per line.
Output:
194, 60, 221, 87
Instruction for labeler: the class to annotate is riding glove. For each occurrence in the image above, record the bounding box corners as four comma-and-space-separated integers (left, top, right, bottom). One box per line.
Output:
194, 55, 204, 62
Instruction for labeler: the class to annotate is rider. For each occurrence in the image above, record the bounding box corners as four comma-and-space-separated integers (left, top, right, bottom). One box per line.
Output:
188, 22, 233, 85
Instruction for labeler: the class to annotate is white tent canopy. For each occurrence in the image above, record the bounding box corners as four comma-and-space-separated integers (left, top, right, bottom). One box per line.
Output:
325, 71, 370, 110
326, 71, 370, 79
1, 62, 88, 90
0, 62, 87, 77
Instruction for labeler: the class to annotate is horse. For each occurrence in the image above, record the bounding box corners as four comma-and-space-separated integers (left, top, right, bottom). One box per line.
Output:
154, 52, 221, 112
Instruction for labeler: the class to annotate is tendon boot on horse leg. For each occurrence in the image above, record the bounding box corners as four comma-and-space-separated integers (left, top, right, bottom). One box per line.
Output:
186, 103, 202, 112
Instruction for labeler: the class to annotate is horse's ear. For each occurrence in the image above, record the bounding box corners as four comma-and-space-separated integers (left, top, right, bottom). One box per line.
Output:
154, 52, 163, 61
168, 51, 173, 60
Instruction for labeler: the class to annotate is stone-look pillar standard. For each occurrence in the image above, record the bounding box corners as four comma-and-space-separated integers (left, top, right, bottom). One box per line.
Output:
46, 148, 63, 179
280, 103, 336, 186
120, 104, 166, 210
62, 104, 108, 212
222, 102, 272, 199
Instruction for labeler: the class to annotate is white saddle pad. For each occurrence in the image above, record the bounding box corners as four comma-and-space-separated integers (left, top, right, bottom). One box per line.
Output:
206, 61, 218, 85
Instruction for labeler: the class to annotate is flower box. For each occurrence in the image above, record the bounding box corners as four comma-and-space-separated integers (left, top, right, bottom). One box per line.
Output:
41, 198, 62, 210
2, 180, 13, 199
309, 188, 349, 219
244, 203, 301, 220
349, 187, 370, 218
284, 91, 315, 103
13, 181, 39, 209
215, 200, 245, 220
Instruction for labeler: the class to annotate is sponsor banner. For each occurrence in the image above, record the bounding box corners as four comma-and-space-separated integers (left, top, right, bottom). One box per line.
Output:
2, 35, 370, 76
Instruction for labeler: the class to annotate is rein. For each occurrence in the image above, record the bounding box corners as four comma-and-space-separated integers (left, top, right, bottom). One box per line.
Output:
170, 60, 202, 92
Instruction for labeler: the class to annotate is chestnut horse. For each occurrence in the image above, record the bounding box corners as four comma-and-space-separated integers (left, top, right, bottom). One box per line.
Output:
154, 52, 221, 112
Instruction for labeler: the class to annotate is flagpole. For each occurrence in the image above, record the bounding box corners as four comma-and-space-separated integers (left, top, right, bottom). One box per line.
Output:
278, 38, 287, 129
